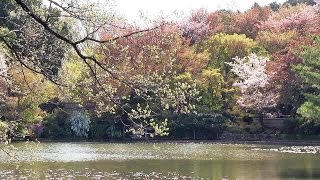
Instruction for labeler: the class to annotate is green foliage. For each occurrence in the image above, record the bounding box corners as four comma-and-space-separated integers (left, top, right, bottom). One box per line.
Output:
42, 111, 73, 139
197, 68, 224, 110
3, 0, 320, 140
256, 30, 298, 53
0, 0, 69, 76
0, 121, 8, 142
294, 37, 320, 121
270, 2, 281, 11
199, 33, 259, 113
283, 118, 320, 135
169, 113, 228, 139
10, 66, 57, 124
285, 0, 315, 6
203, 33, 257, 71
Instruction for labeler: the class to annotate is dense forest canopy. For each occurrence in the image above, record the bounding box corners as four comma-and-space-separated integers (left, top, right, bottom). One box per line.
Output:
0, 0, 320, 141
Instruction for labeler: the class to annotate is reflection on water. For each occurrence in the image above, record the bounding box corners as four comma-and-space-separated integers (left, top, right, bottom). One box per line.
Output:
1, 142, 320, 179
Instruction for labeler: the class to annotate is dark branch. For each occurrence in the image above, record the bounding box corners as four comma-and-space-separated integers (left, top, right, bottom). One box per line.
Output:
0, 37, 67, 87
13, 0, 161, 91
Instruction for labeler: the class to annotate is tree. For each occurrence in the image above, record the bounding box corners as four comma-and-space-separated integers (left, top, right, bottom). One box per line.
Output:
0, 0, 190, 137
260, 4, 318, 34
256, 30, 298, 53
226, 54, 279, 125
196, 68, 224, 111
178, 9, 211, 44
233, 6, 271, 38
294, 37, 320, 121
0, 0, 69, 77
257, 3, 318, 116
270, 2, 281, 11
285, 0, 316, 6
267, 50, 304, 116
0, 52, 7, 104
9, 64, 57, 124
201, 33, 258, 112
55, 24, 202, 137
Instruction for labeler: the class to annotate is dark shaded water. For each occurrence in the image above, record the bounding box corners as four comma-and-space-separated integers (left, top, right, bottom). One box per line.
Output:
1, 142, 320, 179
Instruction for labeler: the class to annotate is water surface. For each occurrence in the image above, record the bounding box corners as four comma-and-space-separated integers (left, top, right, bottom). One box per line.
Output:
1, 142, 320, 179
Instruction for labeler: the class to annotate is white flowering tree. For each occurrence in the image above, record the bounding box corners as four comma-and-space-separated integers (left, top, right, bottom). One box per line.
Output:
0, 53, 8, 142
69, 112, 91, 137
0, 53, 7, 104
226, 53, 279, 125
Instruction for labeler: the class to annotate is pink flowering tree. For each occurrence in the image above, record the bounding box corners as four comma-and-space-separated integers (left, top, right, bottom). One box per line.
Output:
226, 54, 279, 125
260, 4, 318, 34
178, 10, 211, 44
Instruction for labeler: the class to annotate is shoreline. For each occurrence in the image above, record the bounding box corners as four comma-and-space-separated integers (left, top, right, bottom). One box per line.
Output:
14, 138, 320, 146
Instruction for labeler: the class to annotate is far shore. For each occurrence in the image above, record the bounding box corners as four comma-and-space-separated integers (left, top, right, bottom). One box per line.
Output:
12, 138, 320, 146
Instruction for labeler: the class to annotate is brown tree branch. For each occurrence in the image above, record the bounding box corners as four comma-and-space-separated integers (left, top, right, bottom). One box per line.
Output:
13, 0, 162, 91
0, 37, 67, 87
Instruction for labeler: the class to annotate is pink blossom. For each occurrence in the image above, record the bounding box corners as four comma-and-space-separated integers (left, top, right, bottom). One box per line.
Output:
178, 19, 210, 43
260, 5, 316, 32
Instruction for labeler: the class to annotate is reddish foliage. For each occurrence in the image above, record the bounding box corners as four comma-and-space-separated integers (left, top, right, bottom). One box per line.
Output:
179, 9, 211, 43
259, 5, 320, 35
267, 49, 302, 85
233, 6, 272, 38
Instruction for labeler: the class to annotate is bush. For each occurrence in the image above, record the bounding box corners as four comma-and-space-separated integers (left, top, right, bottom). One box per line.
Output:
298, 120, 320, 135
42, 111, 73, 138
88, 119, 124, 140
282, 118, 320, 135
169, 113, 228, 139
244, 121, 263, 134
0, 121, 8, 142
282, 118, 300, 134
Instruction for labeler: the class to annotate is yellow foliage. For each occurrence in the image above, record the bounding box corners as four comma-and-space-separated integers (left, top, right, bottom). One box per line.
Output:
256, 30, 298, 52
203, 33, 257, 69
8, 64, 57, 123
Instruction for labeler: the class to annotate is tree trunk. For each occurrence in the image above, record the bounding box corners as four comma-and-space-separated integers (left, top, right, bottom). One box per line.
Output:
193, 126, 196, 140
258, 111, 264, 127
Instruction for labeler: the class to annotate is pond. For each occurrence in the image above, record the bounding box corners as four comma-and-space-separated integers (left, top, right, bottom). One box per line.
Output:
1, 142, 320, 179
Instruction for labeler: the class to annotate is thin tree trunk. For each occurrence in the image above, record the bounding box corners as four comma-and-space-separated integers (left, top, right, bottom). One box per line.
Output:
193, 126, 196, 140
258, 111, 264, 127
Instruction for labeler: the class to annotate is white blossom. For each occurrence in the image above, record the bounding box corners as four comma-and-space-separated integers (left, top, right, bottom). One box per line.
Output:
226, 53, 269, 89
0, 53, 8, 103
69, 112, 91, 137
226, 53, 278, 110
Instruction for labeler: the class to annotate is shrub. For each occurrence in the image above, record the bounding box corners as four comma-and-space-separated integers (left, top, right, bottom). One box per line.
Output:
0, 121, 8, 142
42, 111, 73, 138
169, 113, 228, 139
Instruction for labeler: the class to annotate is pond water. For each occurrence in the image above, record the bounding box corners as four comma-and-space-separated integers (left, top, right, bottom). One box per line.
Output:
1, 142, 320, 179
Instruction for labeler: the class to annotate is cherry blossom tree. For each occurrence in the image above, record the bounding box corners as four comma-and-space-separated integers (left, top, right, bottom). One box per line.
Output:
178, 10, 211, 44
0, 53, 7, 105
70, 112, 91, 137
260, 4, 318, 34
226, 53, 279, 125
0, 53, 8, 142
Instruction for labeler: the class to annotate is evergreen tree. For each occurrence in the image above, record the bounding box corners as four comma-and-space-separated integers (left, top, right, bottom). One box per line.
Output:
294, 37, 320, 121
